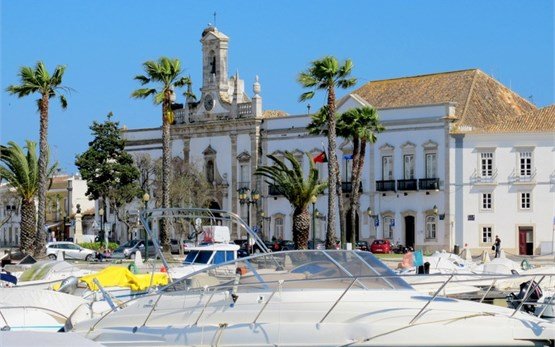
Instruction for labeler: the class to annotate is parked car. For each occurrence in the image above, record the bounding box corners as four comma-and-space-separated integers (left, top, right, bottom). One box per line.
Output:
279, 239, 296, 251
170, 239, 180, 254
355, 240, 369, 251
46, 241, 96, 261
370, 239, 392, 254
111, 239, 157, 259
237, 239, 273, 256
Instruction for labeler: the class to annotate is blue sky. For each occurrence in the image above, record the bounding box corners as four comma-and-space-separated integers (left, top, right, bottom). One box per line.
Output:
1, 0, 553, 174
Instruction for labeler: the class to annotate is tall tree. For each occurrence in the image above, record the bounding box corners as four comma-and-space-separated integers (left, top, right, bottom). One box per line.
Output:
6, 62, 68, 256
307, 106, 348, 246
338, 107, 384, 244
131, 57, 191, 251
0, 141, 57, 254
75, 113, 141, 243
298, 56, 356, 249
255, 152, 327, 249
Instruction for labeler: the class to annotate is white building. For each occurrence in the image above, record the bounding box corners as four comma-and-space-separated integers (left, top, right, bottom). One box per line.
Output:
124, 26, 555, 255
0, 174, 95, 246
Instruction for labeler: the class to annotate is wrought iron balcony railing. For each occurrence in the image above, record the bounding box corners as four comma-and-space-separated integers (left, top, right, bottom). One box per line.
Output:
418, 178, 440, 191
397, 179, 418, 191
376, 180, 396, 192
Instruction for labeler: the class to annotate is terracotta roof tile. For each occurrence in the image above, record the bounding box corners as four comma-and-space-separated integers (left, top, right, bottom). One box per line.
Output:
478, 105, 555, 133
352, 69, 537, 133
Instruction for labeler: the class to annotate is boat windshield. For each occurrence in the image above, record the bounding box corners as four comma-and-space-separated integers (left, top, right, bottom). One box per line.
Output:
165, 250, 412, 293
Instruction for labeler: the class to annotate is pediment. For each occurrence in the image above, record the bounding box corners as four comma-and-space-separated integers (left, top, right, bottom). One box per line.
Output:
379, 143, 395, 152
236, 151, 251, 162
422, 140, 439, 150
401, 141, 416, 150
203, 145, 217, 156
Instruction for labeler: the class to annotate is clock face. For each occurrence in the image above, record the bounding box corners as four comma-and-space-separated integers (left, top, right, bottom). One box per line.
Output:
204, 94, 214, 111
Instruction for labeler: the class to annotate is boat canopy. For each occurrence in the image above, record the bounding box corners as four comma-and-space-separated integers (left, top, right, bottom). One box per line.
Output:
165, 250, 412, 293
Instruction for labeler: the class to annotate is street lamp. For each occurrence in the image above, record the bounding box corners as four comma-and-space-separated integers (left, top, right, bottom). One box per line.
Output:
142, 193, 150, 259
238, 189, 259, 254
238, 189, 259, 227
98, 207, 106, 249
432, 205, 438, 215
311, 195, 317, 249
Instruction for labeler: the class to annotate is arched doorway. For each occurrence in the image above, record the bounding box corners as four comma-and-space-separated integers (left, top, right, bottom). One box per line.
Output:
404, 215, 415, 249
346, 209, 360, 244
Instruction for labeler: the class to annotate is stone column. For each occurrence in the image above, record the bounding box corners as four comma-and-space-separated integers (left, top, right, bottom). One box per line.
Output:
230, 132, 238, 238
74, 213, 83, 244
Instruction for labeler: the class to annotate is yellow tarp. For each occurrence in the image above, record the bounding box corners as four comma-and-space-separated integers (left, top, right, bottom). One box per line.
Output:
79, 266, 169, 291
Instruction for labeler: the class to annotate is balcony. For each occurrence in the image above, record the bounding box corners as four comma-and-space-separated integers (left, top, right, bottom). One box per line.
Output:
419, 178, 440, 191
397, 179, 418, 191
376, 180, 396, 192
341, 181, 363, 193
470, 169, 498, 185
268, 184, 283, 196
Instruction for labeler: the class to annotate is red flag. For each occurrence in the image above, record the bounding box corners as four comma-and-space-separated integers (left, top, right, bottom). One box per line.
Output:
313, 151, 328, 163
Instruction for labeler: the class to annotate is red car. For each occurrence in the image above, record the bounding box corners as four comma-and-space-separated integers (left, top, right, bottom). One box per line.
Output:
370, 239, 392, 254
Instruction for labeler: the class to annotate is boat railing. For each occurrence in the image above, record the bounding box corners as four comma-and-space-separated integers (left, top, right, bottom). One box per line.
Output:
139, 208, 271, 279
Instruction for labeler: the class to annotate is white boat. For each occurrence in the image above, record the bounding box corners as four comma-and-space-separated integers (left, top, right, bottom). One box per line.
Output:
0, 287, 112, 332
168, 225, 240, 280
68, 250, 555, 346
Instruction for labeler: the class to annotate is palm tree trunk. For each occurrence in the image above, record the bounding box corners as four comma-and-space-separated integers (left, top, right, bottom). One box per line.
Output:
34, 95, 49, 257
20, 199, 36, 254
293, 207, 310, 249
325, 87, 338, 249
335, 161, 346, 247
350, 137, 365, 245
160, 96, 171, 251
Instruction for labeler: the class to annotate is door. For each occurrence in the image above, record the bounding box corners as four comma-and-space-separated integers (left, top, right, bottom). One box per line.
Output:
519, 227, 534, 255
404, 216, 415, 249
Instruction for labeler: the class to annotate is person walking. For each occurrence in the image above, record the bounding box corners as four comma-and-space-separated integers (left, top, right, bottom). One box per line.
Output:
494, 235, 501, 258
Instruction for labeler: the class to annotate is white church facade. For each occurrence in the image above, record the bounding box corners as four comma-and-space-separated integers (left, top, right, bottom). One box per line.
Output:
123, 26, 555, 255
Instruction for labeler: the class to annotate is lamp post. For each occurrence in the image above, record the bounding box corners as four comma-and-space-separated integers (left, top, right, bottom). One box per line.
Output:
143, 193, 150, 259
98, 207, 105, 249
239, 189, 259, 254
432, 205, 438, 215
66, 179, 72, 241
311, 195, 317, 249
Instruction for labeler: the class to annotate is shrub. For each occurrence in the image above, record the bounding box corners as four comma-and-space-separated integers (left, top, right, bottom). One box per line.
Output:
79, 242, 119, 251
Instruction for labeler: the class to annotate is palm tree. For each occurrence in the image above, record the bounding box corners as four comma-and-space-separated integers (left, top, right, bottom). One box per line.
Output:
132, 57, 191, 251
337, 107, 384, 244
298, 56, 356, 249
0, 141, 57, 254
6, 62, 68, 257
255, 152, 327, 249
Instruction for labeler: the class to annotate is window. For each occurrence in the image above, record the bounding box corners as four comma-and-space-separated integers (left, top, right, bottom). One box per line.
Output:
206, 160, 214, 183
382, 216, 394, 239
481, 226, 492, 244
274, 217, 284, 240
344, 155, 353, 181
382, 156, 393, 180
239, 164, 249, 183
519, 192, 531, 209
480, 152, 493, 177
425, 215, 436, 239
425, 153, 437, 178
481, 193, 492, 210
403, 154, 415, 179
519, 151, 532, 177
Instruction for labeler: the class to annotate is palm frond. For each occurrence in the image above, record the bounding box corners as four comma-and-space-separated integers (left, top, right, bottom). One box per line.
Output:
131, 88, 157, 99
59, 94, 68, 109
134, 75, 150, 85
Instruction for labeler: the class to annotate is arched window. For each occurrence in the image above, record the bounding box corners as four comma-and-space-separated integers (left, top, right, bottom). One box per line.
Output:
206, 160, 214, 183
425, 215, 437, 240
